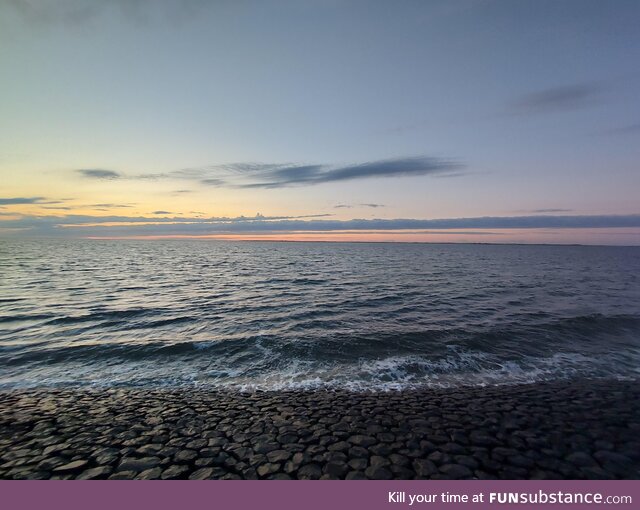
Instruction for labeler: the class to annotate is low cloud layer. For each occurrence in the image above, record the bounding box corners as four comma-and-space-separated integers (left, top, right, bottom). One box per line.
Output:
335, 203, 385, 209
525, 208, 573, 213
0, 197, 46, 205
3, 213, 639, 238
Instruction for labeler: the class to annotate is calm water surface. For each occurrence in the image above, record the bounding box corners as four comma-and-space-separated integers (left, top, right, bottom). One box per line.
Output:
1, 239, 639, 390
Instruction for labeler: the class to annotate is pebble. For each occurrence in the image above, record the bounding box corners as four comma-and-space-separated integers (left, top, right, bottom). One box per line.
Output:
0, 379, 638, 480
76, 466, 112, 480
118, 457, 161, 472
52, 460, 88, 473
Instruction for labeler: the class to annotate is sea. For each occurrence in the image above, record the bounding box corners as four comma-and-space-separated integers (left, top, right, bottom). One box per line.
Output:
1, 239, 639, 390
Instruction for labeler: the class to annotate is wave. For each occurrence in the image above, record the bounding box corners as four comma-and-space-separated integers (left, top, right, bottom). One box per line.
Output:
1, 314, 639, 390
3, 313, 639, 361
2, 347, 638, 391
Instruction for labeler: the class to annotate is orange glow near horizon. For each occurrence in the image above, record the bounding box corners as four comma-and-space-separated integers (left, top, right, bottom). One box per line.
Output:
83, 228, 640, 245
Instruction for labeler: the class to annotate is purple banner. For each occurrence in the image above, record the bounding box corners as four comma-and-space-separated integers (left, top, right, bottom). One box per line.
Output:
1, 481, 637, 510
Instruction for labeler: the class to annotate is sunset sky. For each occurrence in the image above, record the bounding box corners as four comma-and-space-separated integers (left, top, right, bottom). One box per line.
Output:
1, 0, 639, 244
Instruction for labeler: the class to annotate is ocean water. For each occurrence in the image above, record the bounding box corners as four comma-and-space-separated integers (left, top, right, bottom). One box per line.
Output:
1, 239, 639, 390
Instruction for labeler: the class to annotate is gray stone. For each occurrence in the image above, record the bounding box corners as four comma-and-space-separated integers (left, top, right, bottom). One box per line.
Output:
297, 463, 322, 480
174, 450, 198, 463
108, 470, 137, 480
254, 442, 280, 454
389, 453, 410, 466
137, 467, 163, 480
427, 451, 451, 465
565, 452, 597, 467
470, 432, 499, 447
439, 463, 473, 479
348, 458, 368, 471
370, 455, 389, 468
593, 451, 632, 466
348, 435, 377, 447
266, 450, 291, 463
364, 466, 393, 480
76, 466, 113, 480
257, 463, 281, 477
186, 439, 207, 450
118, 456, 161, 472
327, 441, 350, 452
369, 444, 392, 456
323, 461, 349, 478
52, 460, 89, 473
454, 455, 479, 470
189, 468, 215, 480
413, 459, 437, 477
161, 465, 190, 480
269, 473, 292, 480
348, 446, 369, 459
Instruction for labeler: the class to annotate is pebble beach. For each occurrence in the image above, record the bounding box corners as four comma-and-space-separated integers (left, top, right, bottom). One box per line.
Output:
1, 378, 638, 480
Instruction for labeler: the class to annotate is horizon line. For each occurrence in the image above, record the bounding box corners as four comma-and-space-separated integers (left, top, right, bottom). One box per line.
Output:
5, 235, 638, 248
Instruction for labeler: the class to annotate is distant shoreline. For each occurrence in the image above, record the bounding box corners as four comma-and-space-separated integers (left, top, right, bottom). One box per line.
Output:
1, 378, 638, 480
3, 236, 640, 248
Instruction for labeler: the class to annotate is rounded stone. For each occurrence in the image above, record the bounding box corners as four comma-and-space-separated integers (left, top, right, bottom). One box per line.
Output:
174, 450, 198, 463
439, 463, 473, 479
565, 452, 597, 467
413, 459, 437, 477
257, 463, 281, 477
297, 463, 322, 480
266, 450, 291, 463
189, 468, 215, 480
108, 470, 137, 480
76, 466, 113, 480
364, 466, 393, 480
323, 461, 349, 478
118, 456, 161, 472
52, 460, 89, 473
161, 465, 190, 480
137, 467, 163, 480
348, 458, 368, 471
348, 435, 377, 447
327, 441, 350, 452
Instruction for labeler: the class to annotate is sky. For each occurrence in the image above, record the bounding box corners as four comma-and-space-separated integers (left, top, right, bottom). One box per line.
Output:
1, 0, 639, 244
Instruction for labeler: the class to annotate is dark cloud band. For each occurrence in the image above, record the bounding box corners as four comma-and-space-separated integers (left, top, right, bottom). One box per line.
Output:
0, 197, 46, 205
3, 213, 639, 237
77, 169, 121, 179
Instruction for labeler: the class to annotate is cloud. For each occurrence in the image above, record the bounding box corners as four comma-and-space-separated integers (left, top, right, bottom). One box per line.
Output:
152, 210, 171, 215
77, 169, 121, 179
509, 83, 601, 114
0, 197, 46, 205
526, 208, 573, 213
89, 203, 134, 208
238, 157, 461, 188
74, 156, 462, 189
603, 123, 640, 136
334, 203, 385, 209
3, 0, 210, 28
200, 178, 226, 186
3, 213, 639, 238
